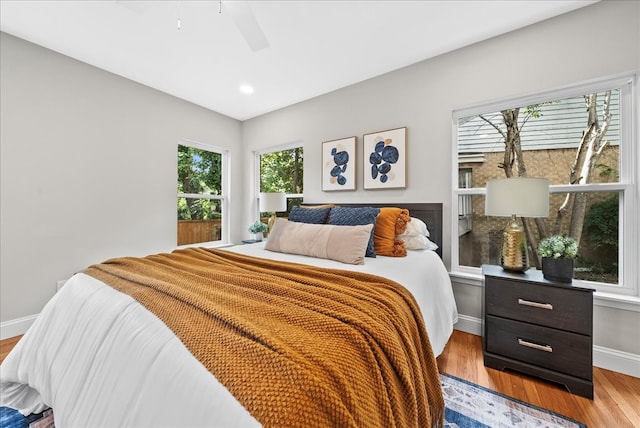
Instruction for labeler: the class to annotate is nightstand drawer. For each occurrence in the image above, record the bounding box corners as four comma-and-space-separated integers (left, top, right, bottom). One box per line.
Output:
486, 315, 592, 380
485, 277, 591, 334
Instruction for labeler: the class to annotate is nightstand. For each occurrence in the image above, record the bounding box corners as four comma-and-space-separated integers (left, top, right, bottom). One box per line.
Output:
482, 264, 594, 398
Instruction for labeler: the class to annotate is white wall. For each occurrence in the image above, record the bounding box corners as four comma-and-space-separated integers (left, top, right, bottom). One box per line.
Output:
242, 1, 640, 371
0, 32, 243, 325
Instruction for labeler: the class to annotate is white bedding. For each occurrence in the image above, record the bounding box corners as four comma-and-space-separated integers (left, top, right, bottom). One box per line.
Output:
0, 245, 457, 427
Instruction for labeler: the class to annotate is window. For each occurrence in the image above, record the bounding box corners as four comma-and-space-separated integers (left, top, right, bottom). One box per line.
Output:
453, 74, 637, 297
177, 141, 227, 245
257, 144, 304, 216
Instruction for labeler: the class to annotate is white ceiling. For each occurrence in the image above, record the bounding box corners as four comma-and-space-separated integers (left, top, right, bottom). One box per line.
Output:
1, 0, 596, 121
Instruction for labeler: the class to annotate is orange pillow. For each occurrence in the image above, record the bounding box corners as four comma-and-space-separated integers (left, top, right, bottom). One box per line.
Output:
373, 207, 410, 256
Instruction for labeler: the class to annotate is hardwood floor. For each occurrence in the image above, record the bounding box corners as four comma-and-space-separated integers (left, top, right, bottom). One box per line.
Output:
0, 334, 21, 363
437, 330, 640, 427
2, 330, 639, 426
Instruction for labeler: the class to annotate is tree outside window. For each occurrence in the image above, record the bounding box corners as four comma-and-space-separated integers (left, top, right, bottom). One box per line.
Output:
177, 143, 225, 245
259, 146, 304, 213
455, 76, 634, 291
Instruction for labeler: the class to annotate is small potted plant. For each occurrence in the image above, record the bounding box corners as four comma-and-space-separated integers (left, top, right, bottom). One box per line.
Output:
248, 221, 268, 241
538, 235, 578, 283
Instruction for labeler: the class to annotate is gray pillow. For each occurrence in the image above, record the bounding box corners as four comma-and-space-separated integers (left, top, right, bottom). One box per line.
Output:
265, 219, 373, 265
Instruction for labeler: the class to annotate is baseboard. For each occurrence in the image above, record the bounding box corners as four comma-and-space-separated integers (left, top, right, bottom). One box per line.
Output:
593, 345, 640, 378
454, 315, 640, 379
453, 314, 482, 336
0, 314, 37, 340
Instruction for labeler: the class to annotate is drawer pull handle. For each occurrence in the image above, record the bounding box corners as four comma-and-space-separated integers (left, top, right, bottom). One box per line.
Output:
518, 338, 553, 353
518, 298, 553, 310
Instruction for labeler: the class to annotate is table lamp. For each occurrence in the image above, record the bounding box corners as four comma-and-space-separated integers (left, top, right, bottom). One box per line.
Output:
259, 192, 287, 232
485, 177, 549, 272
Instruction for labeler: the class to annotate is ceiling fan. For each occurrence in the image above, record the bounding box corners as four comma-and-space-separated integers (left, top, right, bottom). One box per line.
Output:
223, 1, 270, 52
116, 0, 269, 52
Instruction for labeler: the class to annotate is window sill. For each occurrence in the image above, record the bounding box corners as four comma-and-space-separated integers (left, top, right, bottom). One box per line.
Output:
448, 270, 640, 312
593, 292, 640, 312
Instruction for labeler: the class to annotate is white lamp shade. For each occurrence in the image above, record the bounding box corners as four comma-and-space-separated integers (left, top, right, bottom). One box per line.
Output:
259, 192, 287, 213
485, 177, 549, 218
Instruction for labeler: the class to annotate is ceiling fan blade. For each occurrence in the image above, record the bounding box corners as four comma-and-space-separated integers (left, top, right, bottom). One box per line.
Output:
114, 0, 151, 14
224, 1, 269, 52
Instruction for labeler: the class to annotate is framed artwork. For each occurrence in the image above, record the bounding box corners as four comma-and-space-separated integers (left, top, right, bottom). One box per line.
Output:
322, 136, 356, 191
363, 127, 407, 189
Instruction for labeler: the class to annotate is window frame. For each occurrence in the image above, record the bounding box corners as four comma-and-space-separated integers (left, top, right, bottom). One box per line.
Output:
254, 142, 304, 217
458, 168, 473, 236
177, 138, 229, 246
451, 73, 638, 299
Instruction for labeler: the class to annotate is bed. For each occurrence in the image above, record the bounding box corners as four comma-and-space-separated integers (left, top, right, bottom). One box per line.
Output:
1, 203, 457, 428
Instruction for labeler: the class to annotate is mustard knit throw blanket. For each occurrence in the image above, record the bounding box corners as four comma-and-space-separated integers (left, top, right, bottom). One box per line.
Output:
85, 247, 444, 427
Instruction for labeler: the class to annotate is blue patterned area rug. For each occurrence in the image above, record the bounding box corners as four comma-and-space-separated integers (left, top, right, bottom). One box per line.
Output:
3, 375, 586, 428
441, 373, 587, 428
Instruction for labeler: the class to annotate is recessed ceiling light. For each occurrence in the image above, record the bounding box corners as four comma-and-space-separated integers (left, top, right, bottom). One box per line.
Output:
239, 84, 254, 94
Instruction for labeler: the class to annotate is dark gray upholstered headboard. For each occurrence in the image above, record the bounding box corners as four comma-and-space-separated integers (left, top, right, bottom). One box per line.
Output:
302, 203, 443, 258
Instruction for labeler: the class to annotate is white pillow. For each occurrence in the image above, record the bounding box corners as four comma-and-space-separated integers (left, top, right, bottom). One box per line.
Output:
265, 219, 373, 265
403, 217, 430, 237
397, 217, 437, 250
399, 234, 439, 251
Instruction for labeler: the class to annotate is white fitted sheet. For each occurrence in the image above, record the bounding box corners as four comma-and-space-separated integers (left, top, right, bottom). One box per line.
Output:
0, 246, 457, 427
